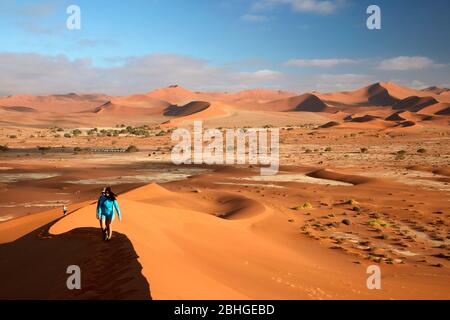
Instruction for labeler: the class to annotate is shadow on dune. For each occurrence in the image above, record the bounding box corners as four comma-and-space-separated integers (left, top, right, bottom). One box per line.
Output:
0, 219, 151, 300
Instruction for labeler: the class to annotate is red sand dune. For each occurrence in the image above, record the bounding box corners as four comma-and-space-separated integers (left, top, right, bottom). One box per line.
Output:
347, 114, 380, 123
291, 94, 330, 112
0, 93, 109, 113
422, 86, 450, 95
362, 83, 399, 106
385, 110, 430, 122
43, 183, 432, 299
382, 82, 450, 103
317, 82, 450, 107
320, 121, 340, 128
396, 120, 417, 128
307, 169, 377, 185
164, 101, 211, 117
317, 83, 399, 106
417, 102, 450, 116
0, 106, 37, 113
0, 82, 448, 129
226, 88, 297, 102
111, 95, 171, 109
385, 111, 406, 122
165, 101, 231, 126
378, 82, 424, 100
146, 85, 198, 104
435, 106, 450, 115
263, 93, 330, 112
330, 110, 350, 119
93, 101, 168, 117
393, 96, 439, 112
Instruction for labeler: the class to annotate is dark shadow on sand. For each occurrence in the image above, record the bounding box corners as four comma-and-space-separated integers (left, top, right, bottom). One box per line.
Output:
0, 219, 151, 300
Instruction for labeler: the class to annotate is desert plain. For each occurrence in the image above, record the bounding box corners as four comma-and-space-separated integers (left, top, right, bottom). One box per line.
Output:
0, 82, 449, 299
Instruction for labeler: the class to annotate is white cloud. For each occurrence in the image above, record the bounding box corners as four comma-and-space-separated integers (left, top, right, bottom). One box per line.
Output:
285, 58, 360, 68
1, 2, 63, 35
1, 52, 445, 96
235, 69, 282, 87
378, 56, 446, 71
252, 0, 345, 15
0, 53, 284, 95
19, 3, 57, 17
409, 80, 428, 89
241, 14, 271, 22
239, 69, 281, 79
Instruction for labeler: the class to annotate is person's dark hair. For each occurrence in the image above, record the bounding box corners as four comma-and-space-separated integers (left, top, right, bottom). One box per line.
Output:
104, 186, 117, 200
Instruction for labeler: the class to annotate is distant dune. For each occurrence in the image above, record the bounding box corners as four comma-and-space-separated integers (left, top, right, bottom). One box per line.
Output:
393, 96, 439, 112
436, 106, 450, 115
320, 121, 340, 128
418, 102, 450, 116
226, 88, 297, 102
422, 86, 450, 95
291, 94, 329, 112
1, 106, 36, 113
262, 93, 329, 112
164, 101, 211, 117
146, 85, 198, 104
166, 101, 231, 126
363, 83, 399, 106
386, 111, 407, 122
348, 114, 380, 123
0, 93, 109, 113
396, 120, 417, 128
94, 101, 168, 117
111, 95, 172, 109
0, 82, 449, 128
316, 82, 399, 107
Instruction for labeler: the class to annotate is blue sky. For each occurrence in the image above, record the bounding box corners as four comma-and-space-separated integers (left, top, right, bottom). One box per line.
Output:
0, 0, 449, 95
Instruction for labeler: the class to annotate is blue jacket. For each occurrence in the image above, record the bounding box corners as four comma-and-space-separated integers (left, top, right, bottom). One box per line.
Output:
96, 195, 106, 218
97, 195, 121, 221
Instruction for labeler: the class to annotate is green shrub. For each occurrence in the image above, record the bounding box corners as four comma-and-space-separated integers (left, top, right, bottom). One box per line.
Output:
346, 199, 359, 206
368, 219, 390, 228
293, 202, 313, 210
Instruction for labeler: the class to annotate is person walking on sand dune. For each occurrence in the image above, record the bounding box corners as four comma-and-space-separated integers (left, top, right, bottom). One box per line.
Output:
96, 187, 107, 239
63, 204, 68, 216
97, 187, 121, 241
